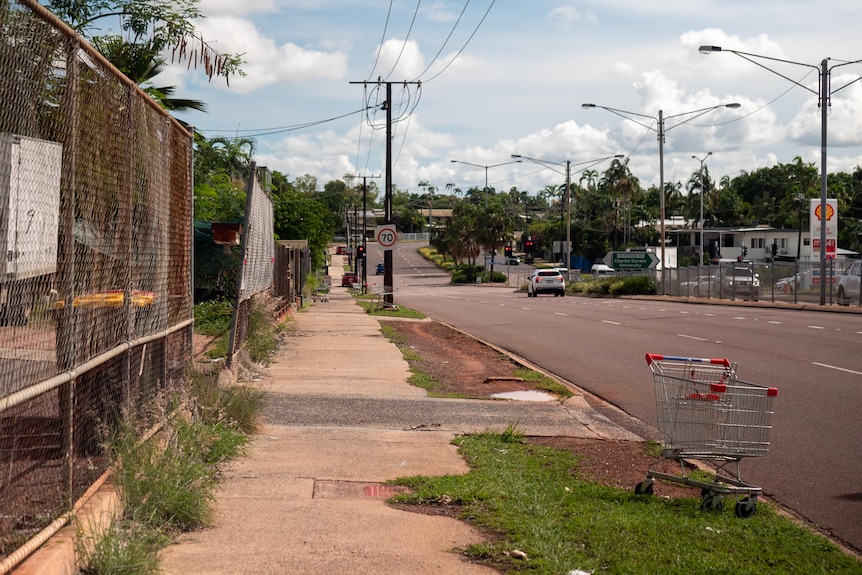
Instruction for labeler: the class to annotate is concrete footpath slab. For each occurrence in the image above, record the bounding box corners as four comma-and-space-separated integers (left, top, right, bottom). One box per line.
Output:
159, 282, 640, 575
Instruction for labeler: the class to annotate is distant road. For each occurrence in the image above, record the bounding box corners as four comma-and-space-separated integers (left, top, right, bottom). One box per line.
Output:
377, 241, 862, 555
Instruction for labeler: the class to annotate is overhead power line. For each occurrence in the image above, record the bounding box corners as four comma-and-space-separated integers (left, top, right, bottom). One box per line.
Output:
195, 107, 372, 138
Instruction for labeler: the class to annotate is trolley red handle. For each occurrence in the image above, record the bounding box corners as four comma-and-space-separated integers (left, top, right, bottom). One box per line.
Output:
645, 353, 731, 367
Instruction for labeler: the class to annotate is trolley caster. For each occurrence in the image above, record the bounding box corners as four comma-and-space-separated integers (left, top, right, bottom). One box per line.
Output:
700, 491, 724, 512
634, 480, 654, 495
735, 496, 757, 518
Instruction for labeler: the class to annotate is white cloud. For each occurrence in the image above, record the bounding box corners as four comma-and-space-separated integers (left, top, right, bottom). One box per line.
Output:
184, 16, 348, 93
547, 5, 597, 29
198, 0, 278, 17
372, 39, 425, 80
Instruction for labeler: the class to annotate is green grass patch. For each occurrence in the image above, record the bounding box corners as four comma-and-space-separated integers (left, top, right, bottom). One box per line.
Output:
390, 432, 862, 575
355, 300, 427, 319
513, 368, 573, 398
379, 324, 444, 393
193, 299, 233, 336
246, 299, 281, 365
78, 519, 166, 575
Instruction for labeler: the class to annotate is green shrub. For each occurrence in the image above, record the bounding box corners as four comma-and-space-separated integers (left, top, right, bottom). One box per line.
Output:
451, 263, 484, 284
609, 275, 657, 296
570, 275, 656, 296
194, 300, 232, 336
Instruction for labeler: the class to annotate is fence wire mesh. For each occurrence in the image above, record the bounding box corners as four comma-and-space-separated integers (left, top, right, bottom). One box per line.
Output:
0, 0, 193, 563
239, 170, 274, 302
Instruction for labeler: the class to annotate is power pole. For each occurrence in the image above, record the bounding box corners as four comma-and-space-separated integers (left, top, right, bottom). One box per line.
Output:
350, 79, 421, 305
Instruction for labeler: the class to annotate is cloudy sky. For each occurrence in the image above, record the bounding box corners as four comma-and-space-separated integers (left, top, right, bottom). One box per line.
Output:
166, 0, 862, 197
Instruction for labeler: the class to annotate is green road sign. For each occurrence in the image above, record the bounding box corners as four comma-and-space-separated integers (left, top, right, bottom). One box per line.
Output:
604, 251, 659, 270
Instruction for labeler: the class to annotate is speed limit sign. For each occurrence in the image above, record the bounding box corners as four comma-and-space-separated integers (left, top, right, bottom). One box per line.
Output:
376, 224, 398, 251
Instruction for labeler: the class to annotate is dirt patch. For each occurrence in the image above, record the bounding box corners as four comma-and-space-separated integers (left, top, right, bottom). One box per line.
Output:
378, 319, 703, 500
379, 319, 548, 398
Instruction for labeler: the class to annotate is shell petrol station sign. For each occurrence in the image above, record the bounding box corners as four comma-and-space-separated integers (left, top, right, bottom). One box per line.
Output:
810, 198, 837, 262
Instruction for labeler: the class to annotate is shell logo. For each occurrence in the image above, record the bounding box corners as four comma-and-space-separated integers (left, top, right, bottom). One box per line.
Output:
814, 202, 835, 222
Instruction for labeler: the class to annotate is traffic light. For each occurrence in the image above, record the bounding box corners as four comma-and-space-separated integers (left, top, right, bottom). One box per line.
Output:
771, 243, 778, 257
504, 246, 513, 258
356, 245, 366, 259
525, 237, 534, 253
741, 245, 748, 257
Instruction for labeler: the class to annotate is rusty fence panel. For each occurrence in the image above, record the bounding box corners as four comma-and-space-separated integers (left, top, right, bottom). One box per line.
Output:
0, 0, 193, 567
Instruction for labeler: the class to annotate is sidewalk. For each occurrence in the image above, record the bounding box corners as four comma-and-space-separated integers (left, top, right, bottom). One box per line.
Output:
159, 275, 640, 574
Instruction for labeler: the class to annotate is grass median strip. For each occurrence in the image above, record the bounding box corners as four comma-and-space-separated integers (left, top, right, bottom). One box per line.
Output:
390, 430, 861, 574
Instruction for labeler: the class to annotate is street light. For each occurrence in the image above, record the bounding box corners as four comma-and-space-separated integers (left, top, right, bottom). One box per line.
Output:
692, 151, 712, 270
699, 44, 862, 306
511, 153, 624, 274
449, 159, 522, 207
582, 102, 740, 293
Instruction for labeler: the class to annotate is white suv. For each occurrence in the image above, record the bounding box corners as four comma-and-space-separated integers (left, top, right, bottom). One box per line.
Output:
837, 260, 861, 306
528, 269, 565, 297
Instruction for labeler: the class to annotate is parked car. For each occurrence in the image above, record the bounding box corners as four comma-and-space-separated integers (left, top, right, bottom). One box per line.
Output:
341, 272, 357, 287
775, 271, 808, 294
527, 269, 565, 297
590, 264, 616, 276
335, 246, 347, 255
680, 274, 718, 297
837, 260, 861, 306
722, 266, 760, 301
507, 256, 521, 265
375, 263, 385, 275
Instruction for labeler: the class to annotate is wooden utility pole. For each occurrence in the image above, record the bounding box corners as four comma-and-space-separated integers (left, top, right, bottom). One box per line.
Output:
350, 80, 421, 305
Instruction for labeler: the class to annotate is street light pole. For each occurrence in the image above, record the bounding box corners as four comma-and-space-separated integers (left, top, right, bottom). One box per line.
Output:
512, 153, 624, 275
699, 45, 862, 305
565, 160, 571, 272
692, 152, 712, 272
582, 102, 739, 294
449, 159, 522, 209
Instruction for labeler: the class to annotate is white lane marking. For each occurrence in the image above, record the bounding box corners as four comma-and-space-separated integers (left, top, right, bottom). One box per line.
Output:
677, 334, 708, 341
679, 311, 690, 314
812, 362, 862, 376
522, 307, 532, 311
555, 312, 568, 316
704, 313, 715, 317
808, 325, 825, 330
733, 317, 746, 320
767, 321, 782, 324
603, 320, 621, 325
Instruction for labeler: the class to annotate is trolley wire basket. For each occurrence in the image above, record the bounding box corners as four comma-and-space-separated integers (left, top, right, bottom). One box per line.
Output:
636, 353, 779, 517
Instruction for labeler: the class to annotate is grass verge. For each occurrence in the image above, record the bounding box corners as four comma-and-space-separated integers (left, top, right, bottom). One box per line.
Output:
378, 324, 442, 393
390, 431, 862, 575
353, 294, 428, 319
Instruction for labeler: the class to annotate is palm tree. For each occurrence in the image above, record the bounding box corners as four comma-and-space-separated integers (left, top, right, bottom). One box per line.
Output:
579, 169, 599, 190
93, 35, 206, 112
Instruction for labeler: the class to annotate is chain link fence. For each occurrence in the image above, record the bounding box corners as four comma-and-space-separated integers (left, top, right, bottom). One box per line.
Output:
666, 259, 860, 306
226, 164, 274, 368
0, 0, 193, 567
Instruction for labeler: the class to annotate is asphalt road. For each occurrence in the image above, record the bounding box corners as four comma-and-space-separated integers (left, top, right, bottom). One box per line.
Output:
370, 242, 862, 555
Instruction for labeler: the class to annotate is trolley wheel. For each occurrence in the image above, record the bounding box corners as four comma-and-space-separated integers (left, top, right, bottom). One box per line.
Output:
735, 497, 757, 518
634, 481, 654, 495
700, 491, 724, 512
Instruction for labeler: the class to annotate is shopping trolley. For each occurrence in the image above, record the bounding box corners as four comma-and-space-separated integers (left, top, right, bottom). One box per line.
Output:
636, 353, 779, 517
